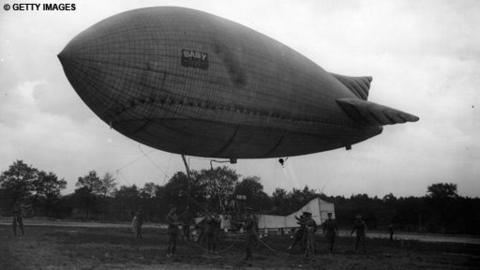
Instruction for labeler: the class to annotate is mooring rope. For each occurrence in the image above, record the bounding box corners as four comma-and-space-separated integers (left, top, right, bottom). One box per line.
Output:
187, 239, 237, 255
257, 237, 292, 256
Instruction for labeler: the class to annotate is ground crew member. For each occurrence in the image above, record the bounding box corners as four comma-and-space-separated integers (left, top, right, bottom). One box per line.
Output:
287, 212, 307, 251
322, 212, 338, 253
388, 223, 394, 241
180, 206, 194, 241
205, 214, 220, 253
303, 212, 317, 258
351, 214, 367, 253
166, 207, 180, 257
12, 205, 24, 237
244, 208, 258, 260
132, 209, 144, 239
195, 215, 208, 244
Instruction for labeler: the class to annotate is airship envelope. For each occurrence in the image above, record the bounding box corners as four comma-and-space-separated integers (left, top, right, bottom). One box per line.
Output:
58, 7, 419, 159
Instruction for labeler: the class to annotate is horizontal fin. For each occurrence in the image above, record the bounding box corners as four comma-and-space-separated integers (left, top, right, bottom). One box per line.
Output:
331, 73, 372, 100
336, 98, 419, 126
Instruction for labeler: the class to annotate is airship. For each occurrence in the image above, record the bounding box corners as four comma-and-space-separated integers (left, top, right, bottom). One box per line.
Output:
58, 7, 419, 161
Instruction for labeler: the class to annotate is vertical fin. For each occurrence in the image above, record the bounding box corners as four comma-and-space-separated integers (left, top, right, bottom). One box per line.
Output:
330, 73, 372, 100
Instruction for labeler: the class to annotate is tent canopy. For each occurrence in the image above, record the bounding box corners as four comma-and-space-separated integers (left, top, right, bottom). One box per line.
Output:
257, 197, 335, 229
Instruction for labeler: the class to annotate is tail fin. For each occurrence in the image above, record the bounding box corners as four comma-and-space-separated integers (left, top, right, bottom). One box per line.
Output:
336, 98, 419, 126
331, 73, 372, 100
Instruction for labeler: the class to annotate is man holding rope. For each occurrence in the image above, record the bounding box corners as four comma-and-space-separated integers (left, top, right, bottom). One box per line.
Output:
244, 208, 258, 261
166, 207, 180, 257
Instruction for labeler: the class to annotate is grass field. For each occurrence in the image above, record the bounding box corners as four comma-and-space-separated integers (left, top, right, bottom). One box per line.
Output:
1, 225, 479, 269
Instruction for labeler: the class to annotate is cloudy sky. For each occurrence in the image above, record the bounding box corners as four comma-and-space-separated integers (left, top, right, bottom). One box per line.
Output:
1, 0, 479, 197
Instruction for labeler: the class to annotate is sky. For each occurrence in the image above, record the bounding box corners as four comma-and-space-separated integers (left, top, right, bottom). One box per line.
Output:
0, 0, 479, 198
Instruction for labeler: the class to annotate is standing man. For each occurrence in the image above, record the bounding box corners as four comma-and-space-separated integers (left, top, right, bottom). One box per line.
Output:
195, 216, 207, 244
351, 214, 367, 253
180, 206, 194, 241
132, 209, 144, 239
287, 212, 307, 251
322, 213, 338, 253
205, 214, 219, 253
12, 205, 24, 237
388, 223, 394, 241
303, 212, 317, 258
166, 207, 180, 257
244, 208, 258, 261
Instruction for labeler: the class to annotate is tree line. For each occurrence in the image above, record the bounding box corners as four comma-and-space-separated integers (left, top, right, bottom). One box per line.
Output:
1, 160, 479, 234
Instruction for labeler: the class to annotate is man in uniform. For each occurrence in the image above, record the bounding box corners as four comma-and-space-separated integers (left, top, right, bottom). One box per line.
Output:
195, 215, 208, 244
12, 205, 24, 237
388, 223, 394, 241
205, 214, 220, 253
132, 208, 144, 239
180, 206, 194, 241
244, 208, 258, 260
302, 212, 317, 258
287, 212, 307, 251
166, 207, 180, 257
351, 214, 367, 253
322, 212, 337, 253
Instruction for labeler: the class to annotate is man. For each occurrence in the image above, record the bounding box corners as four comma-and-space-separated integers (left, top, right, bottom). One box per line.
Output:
166, 207, 180, 257
302, 212, 317, 258
388, 223, 394, 241
12, 205, 24, 237
205, 214, 219, 253
244, 208, 258, 260
351, 214, 367, 253
287, 212, 307, 251
132, 209, 144, 239
195, 216, 208, 244
322, 213, 338, 253
180, 206, 194, 241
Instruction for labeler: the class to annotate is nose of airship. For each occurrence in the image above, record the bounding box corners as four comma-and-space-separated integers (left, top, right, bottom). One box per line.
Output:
58, 29, 121, 123
58, 8, 158, 126
57, 46, 73, 74
57, 47, 69, 66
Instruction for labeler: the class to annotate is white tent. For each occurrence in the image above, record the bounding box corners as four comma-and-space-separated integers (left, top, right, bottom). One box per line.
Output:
257, 197, 335, 229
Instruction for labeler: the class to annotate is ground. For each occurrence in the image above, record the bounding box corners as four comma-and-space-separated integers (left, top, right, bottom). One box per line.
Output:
1, 225, 479, 270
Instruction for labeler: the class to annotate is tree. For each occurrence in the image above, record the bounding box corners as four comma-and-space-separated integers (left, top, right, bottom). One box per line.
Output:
76, 171, 102, 195
72, 170, 104, 219
138, 182, 164, 222
71, 186, 98, 219
33, 171, 67, 216
425, 183, 460, 233
382, 193, 397, 202
198, 166, 239, 212
164, 171, 206, 213
140, 182, 159, 199
0, 160, 39, 210
287, 186, 318, 212
427, 183, 458, 199
34, 171, 67, 199
234, 176, 271, 211
271, 188, 289, 215
113, 185, 141, 220
99, 172, 117, 197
